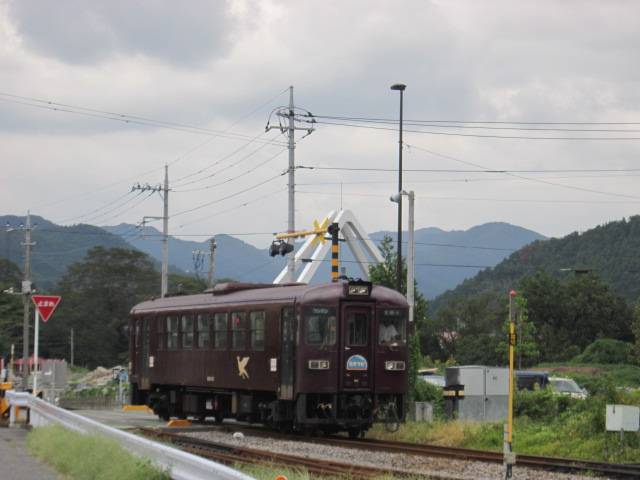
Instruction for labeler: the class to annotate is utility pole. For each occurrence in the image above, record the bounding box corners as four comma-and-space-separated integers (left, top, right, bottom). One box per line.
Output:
286, 87, 296, 282
134, 165, 169, 297
8, 212, 36, 391
70, 328, 74, 366
192, 238, 217, 289
265, 86, 314, 282
161, 166, 169, 297
208, 238, 216, 289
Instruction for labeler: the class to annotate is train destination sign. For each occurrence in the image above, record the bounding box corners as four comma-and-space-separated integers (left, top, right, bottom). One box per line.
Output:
31, 295, 62, 322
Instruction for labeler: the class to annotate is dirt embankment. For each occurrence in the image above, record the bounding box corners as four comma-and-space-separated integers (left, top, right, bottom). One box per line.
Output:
529, 366, 607, 376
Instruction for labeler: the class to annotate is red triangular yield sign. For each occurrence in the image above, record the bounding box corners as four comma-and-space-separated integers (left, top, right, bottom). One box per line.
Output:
31, 295, 62, 322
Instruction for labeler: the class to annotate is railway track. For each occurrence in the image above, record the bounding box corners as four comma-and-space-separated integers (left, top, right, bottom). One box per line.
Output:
136, 424, 640, 479
137, 428, 421, 479
227, 426, 640, 479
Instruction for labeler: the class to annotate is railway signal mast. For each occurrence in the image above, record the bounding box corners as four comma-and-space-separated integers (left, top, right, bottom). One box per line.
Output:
266, 86, 315, 282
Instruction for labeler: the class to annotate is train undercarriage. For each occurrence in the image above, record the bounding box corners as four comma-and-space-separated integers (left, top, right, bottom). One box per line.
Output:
136, 384, 404, 438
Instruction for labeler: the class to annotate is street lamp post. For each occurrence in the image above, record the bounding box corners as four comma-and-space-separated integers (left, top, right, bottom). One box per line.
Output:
390, 83, 406, 292
390, 190, 415, 323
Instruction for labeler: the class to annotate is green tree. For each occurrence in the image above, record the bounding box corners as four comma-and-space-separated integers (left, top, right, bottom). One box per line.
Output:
434, 293, 506, 365
369, 235, 429, 401
496, 294, 539, 368
519, 268, 633, 362
0, 257, 24, 361
40, 246, 158, 369
631, 302, 640, 365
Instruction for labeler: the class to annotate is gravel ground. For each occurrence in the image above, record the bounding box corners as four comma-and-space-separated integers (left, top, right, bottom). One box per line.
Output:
186, 430, 608, 480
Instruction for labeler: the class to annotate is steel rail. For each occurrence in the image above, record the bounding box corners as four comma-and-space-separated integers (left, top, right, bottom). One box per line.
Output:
139, 428, 412, 480
229, 425, 640, 479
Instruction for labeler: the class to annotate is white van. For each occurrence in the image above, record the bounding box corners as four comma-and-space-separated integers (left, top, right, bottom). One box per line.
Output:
548, 377, 587, 399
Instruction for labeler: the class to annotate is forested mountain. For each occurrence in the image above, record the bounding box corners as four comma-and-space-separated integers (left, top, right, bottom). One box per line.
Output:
0, 215, 133, 292
1, 214, 543, 298
431, 216, 640, 311
112, 221, 544, 299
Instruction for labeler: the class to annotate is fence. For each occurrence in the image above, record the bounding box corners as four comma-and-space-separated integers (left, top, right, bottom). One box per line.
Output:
58, 396, 118, 410
5, 390, 255, 480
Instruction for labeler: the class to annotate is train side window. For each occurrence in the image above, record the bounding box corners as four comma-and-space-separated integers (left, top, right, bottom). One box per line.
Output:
167, 315, 179, 349
181, 314, 194, 349
231, 312, 247, 349
213, 313, 227, 349
197, 313, 210, 349
305, 307, 336, 346
250, 310, 265, 349
346, 312, 368, 346
378, 309, 406, 346
156, 317, 165, 350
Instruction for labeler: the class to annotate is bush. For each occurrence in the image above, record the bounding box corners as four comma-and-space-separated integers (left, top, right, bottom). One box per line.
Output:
413, 380, 445, 420
514, 388, 584, 421
573, 339, 633, 364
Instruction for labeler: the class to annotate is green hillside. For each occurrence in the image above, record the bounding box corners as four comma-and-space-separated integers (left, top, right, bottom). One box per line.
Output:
431, 216, 640, 311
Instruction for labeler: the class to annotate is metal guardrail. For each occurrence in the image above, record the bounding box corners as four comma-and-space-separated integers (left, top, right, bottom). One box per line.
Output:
6, 391, 255, 480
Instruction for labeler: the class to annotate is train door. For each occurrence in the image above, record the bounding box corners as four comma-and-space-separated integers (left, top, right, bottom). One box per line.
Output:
280, 308, 294, 400
138, 316, 150, 390
340, 304, 374, 390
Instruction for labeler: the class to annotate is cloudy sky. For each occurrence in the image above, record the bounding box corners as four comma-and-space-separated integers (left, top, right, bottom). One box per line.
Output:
2, 0, 639, 253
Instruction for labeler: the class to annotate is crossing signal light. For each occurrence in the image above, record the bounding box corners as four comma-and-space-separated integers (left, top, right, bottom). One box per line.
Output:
269, 241, 294, 257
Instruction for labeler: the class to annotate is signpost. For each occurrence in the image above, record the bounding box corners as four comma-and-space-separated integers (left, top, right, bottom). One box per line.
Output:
31, 295, 61, 396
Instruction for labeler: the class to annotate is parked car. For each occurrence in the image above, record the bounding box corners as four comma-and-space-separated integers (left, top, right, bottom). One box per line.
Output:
548, 377, 588, 399
418, 375, 445, 387
515, 371, 549, 391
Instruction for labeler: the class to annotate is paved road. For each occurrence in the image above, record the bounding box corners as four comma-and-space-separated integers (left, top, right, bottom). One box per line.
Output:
0, 426, 62, 480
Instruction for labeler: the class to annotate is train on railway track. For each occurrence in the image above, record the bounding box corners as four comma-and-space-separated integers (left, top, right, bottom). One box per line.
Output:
129, 279, 408, 437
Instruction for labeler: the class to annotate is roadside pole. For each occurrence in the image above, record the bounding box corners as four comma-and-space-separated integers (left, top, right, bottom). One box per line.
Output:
504, 290, 517, 478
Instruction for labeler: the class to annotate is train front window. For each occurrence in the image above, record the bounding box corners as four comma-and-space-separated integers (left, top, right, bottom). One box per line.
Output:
305, 307, 336, 346
346, 312, 368, 346
378, 309, 406, 345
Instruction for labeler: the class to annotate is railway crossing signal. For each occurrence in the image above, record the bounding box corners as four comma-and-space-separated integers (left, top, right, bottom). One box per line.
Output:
269, 217, 330, 257
272, 210, 383, 284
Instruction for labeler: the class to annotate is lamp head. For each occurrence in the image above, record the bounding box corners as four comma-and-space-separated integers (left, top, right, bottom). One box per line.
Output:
390, 191, 403, 203
390, 83, 406, 91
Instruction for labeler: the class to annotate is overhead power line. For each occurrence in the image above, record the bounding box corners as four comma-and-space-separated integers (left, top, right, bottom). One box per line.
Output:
0, 92, 287, 146
310, 114, 640, 140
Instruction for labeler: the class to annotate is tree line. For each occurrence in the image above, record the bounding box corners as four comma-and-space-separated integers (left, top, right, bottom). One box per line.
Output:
1, 236, 639, 371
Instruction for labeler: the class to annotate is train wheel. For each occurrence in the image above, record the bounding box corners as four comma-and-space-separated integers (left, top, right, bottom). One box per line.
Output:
213, 411, 223, 424
278, 421, 291, 434
347, 427, 361, 439
197, 414, 206, 422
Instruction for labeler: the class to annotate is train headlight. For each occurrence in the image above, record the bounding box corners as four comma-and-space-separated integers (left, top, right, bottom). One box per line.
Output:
385, 361, 405, 371
348, 284, 370, 295
308, 360, 330, 370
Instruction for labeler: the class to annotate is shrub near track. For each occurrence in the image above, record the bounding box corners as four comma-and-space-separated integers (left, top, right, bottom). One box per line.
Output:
370, 379, 640, 464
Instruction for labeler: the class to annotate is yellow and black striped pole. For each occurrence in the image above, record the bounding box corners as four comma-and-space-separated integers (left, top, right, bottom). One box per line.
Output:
328, 223, 340, 282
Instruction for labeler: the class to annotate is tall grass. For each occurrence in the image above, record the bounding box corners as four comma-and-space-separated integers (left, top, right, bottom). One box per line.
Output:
370, 382, 640, 464
26, 426, 170, 480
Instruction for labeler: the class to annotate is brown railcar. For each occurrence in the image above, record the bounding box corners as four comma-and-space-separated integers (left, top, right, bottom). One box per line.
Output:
129, 279, 408, 437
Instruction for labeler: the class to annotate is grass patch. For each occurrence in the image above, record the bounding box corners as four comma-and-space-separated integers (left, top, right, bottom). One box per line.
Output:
26, 426, 170, 480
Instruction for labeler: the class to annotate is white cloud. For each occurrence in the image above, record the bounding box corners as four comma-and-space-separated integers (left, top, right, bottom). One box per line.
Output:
1, 0, 639, 253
